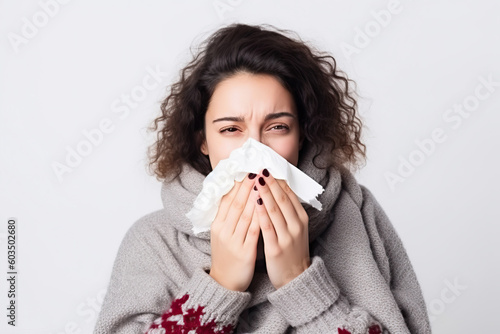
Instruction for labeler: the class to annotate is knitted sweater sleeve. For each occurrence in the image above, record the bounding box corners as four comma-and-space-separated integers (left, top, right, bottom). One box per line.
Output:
266, 187, 431, 334
93, 219, 251, 334
267, 256, 384, 334
144, 268, 251, 333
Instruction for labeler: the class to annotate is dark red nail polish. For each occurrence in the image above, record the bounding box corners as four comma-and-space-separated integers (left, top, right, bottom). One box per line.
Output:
248, 173, 257, 179
254, 186, 258, 191
257, 198, 263, 205
263, 169, 270, 177
259, 177, 265, 186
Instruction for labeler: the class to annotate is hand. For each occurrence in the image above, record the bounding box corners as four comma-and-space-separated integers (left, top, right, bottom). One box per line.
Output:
254, 169, 311, 289
209, 173, 261, 292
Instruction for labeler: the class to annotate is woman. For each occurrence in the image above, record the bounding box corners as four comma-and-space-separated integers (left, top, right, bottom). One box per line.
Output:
94, 23, 431, 333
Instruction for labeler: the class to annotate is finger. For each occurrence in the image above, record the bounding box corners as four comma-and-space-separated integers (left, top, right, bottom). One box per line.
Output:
276, 179, 309, 225
256, 202, 279, 253
264, 172, 303, 233
233, 188, 258, 243
212, 179, 242, 230
244, 207, 260, 247
223, 173, 258, 235
255, 174, 288, 238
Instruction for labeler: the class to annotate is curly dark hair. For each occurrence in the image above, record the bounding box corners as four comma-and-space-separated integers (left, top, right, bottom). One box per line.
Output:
147, 23, 367, 180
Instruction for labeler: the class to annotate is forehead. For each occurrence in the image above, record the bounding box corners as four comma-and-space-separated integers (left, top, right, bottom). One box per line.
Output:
206, 73, 297, 118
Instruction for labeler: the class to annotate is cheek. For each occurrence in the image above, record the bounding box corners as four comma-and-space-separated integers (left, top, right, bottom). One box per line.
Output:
270, 139, 300, 166
207, 139, 244, 169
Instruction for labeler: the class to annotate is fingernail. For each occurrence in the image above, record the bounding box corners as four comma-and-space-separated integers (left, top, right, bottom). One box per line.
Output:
258, 177, 265, 186
263, 169, 270, 177
257, 198, 263, 205
253, 186, 258, 191
248, 173, 257, 179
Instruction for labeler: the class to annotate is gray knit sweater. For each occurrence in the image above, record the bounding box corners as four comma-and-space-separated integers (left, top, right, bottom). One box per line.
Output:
94, 147, 431, 334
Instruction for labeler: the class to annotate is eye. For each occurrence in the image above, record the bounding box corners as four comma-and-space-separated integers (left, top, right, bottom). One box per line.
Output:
220, 127, 239, 133
269, 124, 289, 131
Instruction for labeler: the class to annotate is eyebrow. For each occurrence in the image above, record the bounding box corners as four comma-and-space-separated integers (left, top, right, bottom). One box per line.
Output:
212, 112, 296, 123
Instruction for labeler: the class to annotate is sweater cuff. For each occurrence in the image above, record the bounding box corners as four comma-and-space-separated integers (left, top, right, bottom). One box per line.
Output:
267, 256, 340, 326
179, 267, 252, 326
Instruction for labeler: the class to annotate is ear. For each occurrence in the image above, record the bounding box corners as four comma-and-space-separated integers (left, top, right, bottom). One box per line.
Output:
199, 132, 209, 156
200, 141, 208, 155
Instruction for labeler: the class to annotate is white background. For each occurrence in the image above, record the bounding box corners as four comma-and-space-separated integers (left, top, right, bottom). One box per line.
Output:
1, 0, 499, 333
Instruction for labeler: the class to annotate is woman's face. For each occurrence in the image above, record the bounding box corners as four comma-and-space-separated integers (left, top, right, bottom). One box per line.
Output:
201, 72, 301, 169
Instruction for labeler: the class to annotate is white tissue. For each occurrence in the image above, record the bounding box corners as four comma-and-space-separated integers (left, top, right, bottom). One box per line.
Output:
186, 138, 324, 234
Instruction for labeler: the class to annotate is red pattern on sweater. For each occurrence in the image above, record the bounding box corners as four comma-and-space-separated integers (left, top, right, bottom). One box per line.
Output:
145, 294, 234, 334
368, 324, 382, 334
147, 295, 384, 334
337, 323, 382, 334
